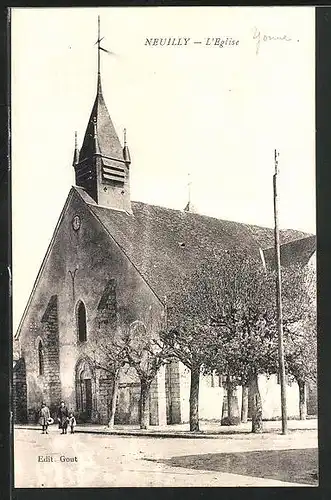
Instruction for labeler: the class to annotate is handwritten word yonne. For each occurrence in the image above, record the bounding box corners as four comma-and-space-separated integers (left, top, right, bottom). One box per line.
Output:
253, 27, 292, 55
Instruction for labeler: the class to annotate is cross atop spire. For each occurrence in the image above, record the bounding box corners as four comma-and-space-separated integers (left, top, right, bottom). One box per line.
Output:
184, 173, 196, 213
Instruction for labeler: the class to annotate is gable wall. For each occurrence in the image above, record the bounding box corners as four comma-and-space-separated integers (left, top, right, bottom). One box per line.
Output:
17, 190, 164, 423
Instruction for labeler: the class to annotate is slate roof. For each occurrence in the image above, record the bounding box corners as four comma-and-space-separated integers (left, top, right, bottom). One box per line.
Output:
76, 188, 316, 303
79, 80, 124, 162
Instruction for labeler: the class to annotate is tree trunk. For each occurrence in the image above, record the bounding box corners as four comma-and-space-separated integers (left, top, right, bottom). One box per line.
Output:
108, 373, 119, 428
222, 375, 240, 425
228, 382, 240, 425
140, 379, 151, 430
189, 364, 200, 432
249, 373, 263, 433
298, 379, 307, 420
241, 385, 249, 423
221, 389, 228, 420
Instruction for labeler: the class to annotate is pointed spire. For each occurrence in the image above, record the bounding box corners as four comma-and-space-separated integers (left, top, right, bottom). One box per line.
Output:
123, 128, 131, 165
72, 131, 79, 166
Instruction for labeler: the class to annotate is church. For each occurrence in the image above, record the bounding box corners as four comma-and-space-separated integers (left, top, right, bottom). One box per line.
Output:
13, 38, 317, 427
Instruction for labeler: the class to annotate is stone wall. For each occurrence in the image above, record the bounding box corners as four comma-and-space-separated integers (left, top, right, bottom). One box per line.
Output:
115, 383, 140, 424
200, 374, 224, 421
149, 365, 167, 426
307, 381, 318, 415
165, 360, 182, 424
258, 374, 299, 419
41, 295, 62, 416
17, 294, 61, 423
173, 365, 304, 423
178, 368, 224, 422
97, 376, 113, 424
13, 358, 27, 423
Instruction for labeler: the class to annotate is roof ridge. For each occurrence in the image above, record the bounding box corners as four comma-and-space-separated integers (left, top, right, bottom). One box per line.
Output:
131, 200, 314, 235
263, 233, 316, 252
131, 200, 260, 226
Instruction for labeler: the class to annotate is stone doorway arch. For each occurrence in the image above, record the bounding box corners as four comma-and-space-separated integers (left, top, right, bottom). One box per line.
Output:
75, 358, 95, 422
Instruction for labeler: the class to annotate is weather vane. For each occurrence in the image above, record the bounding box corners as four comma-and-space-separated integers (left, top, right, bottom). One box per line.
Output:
95, 15, 114, 78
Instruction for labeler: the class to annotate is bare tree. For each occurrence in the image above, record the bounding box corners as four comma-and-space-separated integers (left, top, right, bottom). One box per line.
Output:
123, 323, 171, 430
92, 338, 127, 428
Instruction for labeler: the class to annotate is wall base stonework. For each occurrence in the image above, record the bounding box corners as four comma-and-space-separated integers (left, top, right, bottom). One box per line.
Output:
150, 365, 167, 426
307, 381, 317, 415
13, 358, 27, 424
165, 360, 182, 424
115, 384, 140, 424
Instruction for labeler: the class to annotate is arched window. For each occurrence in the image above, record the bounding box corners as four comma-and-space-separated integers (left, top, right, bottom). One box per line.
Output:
77, 301, 87, 342
38, 341, 44, 375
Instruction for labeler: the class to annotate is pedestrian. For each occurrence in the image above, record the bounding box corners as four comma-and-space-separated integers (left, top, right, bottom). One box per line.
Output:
57, 400, 69, 434
39, 402, 50, 434
68, 412, 76, 434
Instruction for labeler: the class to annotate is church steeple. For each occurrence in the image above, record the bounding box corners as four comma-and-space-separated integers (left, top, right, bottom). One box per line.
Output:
74, 16, 132, 213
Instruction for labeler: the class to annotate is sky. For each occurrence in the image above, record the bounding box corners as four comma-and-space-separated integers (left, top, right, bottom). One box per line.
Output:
11, 6, 315, 332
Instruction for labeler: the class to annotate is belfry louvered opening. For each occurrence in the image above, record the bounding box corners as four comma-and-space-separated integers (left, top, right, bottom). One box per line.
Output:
102, 157, 125, 185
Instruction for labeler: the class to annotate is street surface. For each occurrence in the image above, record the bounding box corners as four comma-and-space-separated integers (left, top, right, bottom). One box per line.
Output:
14, 427, 318, 488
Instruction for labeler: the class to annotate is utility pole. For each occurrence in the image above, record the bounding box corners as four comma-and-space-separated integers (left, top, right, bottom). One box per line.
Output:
273, 149, 288, 435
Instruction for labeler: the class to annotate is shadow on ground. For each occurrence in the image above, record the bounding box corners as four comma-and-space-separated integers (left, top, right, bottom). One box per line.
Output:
152, 448, 318, 485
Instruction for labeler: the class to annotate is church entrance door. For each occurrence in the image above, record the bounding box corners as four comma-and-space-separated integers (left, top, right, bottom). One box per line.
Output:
83, 379, 92, 420
76, 359, 95, 422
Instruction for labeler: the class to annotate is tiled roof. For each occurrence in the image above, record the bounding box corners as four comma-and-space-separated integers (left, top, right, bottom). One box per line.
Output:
78, 189, 315, 302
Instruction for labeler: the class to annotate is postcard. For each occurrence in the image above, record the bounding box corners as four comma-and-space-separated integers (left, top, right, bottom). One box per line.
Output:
12, 6, 317, 488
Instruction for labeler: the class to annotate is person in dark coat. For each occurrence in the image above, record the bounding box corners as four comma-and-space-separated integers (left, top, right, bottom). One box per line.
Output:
39, 402, 50, 434
57, 401, 69, 434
